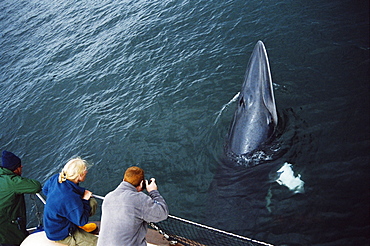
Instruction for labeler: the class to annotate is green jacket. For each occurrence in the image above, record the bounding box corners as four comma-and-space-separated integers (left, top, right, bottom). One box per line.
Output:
0, 167, 41, 244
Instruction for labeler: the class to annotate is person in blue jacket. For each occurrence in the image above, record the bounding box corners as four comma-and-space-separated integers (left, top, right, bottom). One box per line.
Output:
43, 157, 97, 246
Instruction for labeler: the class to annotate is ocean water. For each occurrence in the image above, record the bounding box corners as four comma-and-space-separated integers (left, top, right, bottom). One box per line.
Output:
0, 0, 369, 245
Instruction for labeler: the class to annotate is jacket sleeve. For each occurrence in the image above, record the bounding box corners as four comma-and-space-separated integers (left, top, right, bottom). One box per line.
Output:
42, 180, 49, 196
65, 198, 91, 227
12, 176, 42, 194
142, 190, 169, 223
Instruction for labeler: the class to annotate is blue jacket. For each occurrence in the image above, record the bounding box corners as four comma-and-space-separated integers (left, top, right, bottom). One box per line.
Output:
42, 174, 91, 241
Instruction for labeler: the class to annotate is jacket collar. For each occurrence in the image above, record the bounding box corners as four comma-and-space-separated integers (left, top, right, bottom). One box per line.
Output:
51, 173, 85, 195
119, 180, 138, 192
0, 167, 15, 175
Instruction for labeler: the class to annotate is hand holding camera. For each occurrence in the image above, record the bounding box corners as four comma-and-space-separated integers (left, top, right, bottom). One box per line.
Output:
142, 178, 157, 192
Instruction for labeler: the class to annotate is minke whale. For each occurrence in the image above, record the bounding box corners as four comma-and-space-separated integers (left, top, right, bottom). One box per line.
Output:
225, 41, 278, 161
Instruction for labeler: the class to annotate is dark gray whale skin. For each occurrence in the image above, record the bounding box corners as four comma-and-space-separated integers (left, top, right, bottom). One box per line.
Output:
204, 41, 279, 235
225, 41, 278, 157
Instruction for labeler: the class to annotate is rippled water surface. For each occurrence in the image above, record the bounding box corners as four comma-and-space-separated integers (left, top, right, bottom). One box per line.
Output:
1, 0, 369, 245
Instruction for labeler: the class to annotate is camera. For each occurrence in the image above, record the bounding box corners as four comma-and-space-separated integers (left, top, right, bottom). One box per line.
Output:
141, 179, 152, 190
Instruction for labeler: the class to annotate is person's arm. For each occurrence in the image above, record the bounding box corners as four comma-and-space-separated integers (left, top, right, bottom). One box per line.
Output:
142, 179, 169, 223
65, 190, 92, 226
13, 176, 42, 194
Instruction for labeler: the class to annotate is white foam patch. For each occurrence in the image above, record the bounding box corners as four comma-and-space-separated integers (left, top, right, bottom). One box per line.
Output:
276, 162, 305, 194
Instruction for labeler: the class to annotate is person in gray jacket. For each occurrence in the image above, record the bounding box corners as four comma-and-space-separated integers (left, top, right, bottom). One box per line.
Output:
97, 166, 169, 246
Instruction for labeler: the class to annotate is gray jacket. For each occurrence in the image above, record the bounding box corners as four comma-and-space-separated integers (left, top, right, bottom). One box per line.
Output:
97, 181, 169, 246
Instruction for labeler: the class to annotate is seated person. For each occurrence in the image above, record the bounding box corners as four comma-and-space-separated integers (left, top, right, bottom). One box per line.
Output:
43, 157, 97, 246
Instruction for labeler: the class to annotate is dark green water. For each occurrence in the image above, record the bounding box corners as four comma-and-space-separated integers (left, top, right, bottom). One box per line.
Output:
1, 0, 369, 245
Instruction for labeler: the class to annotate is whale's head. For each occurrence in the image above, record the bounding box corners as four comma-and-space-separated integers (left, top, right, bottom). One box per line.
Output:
225, 41, 278, 158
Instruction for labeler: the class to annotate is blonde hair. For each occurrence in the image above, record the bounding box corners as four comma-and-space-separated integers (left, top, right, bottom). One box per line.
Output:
58, 157, 88, 183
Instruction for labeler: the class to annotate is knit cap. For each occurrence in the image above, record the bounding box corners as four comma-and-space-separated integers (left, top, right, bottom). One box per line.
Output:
1, 150, 21, 171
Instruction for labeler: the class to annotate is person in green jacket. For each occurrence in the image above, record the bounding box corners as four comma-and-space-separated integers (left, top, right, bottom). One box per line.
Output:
0, 151, 42, 246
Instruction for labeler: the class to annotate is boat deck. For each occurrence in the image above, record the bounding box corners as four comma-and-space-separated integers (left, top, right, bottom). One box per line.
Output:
22, 222, 176, 246
21, 229, 172, 246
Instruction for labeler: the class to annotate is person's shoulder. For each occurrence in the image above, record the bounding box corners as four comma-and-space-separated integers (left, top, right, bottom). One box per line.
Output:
44, 173, 59, 183
43, 173, 58, 187
111, 182, 135, 195
18, 175, 42, 184
137, 190, 152, 200
51, 173, 60, 180
0, 167, 13, 175
6, 173, 42, 193
11, 173, 37, 183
